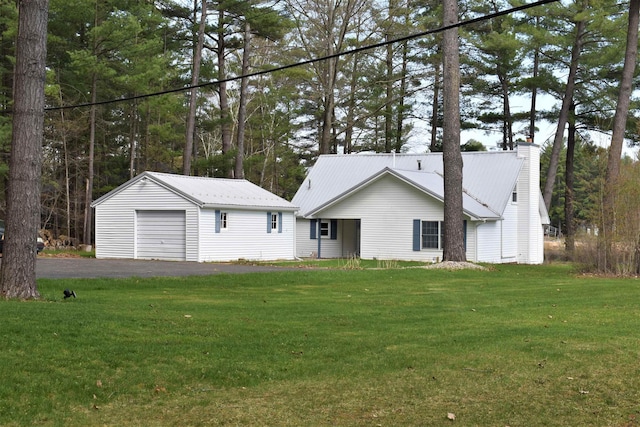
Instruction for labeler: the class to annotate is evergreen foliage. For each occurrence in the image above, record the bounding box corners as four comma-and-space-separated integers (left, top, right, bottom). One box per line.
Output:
0, 0, 637, 251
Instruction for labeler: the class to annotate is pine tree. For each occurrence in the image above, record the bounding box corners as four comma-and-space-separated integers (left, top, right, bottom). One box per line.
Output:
442, 0, 465, 262
0, 0, 49, 299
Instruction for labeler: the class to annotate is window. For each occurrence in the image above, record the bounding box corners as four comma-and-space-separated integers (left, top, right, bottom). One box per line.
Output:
422, 221, 443, 249
220, 212, 228, 229
215, 210, 227, 233
310, 219, 338, 240
320, 221, 329, 237
413, 220, 466, 251
267, 211, 283, 234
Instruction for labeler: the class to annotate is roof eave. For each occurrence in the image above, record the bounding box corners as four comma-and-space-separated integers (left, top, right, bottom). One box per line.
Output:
202, 203, 297, 212
302, 167, 502, 220
303, 167, 396, 217
91, 171, 175, 207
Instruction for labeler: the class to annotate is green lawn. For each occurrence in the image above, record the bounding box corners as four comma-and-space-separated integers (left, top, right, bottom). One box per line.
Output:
2, 263, 640, 426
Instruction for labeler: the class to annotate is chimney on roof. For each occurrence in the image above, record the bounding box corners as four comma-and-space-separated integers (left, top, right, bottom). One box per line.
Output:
417, 160, 422, 170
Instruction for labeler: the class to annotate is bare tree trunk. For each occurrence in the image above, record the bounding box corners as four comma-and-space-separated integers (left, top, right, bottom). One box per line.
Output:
529, 17, 540, 142
498, 72, 513, 150
384, 30, 393, 153
183, 0, 206, 176
430, 57, 440, 152
129, 100, 138, 179
344, 53, 359, 154
442, 0, 465, 262
63, 118, 71, 239
320, 56, 336, 155
634, 234, 640, 275
318, 0, 336, 156
564, 102, 576, 258
143, 102, 151, 172
218, 9, 233, 176
83, 0, 100, 247
0, 0, 49, 299
56, 85, 72, 238
395, 39, 408, 153
601, 0, 640, 271
542, 14, 586, 211
84, 75, 96, 246
235, 20, 250, 179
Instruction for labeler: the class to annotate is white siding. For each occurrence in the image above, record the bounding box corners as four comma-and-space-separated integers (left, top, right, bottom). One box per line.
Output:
466, 222, 477, 262
297, 175, 479, 262
296, 218, 319, 258
293, 144, 543, 265
95, 180, 198, 260
516, 144, 544, 264
94, 176, 296, 262
295, 218, 344, 258
198, 209, 295, 262
501, 202, 518, 261
476, 221, 500, 263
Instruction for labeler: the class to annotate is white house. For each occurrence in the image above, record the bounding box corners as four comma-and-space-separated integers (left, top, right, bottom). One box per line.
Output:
91, 171, 298, 262
291, 142, 550, 264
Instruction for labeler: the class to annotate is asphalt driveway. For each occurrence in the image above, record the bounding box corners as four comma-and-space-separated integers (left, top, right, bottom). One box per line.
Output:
23, 258, 291, 279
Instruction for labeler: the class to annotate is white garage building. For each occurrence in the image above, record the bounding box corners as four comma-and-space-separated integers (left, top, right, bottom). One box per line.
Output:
91, 171, 297, 262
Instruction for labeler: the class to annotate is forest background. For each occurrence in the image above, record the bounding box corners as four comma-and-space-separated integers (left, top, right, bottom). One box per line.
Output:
0, 0, 639, 261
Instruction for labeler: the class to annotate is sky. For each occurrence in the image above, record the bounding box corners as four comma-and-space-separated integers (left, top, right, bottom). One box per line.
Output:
407, 93, 639, 159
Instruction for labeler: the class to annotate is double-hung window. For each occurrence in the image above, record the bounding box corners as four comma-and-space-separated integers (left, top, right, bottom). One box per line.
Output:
221, 212, 228, 230
320, 221, 329, 237
310, 219, 338, 240
413, 219, 466, 251
422, 221, 443, 249
267, 211, 283, 234
215, 210, 228, 233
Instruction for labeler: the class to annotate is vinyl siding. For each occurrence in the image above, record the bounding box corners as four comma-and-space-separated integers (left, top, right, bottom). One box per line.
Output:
293, 144, 543, 264
297, 174, 478, 262
95, 180, 197, 260
501, 202, 518, 260
516, 144, 544, 264
199, 209, 295, 261
295, 218, 343, 258
94, 176, 296, 262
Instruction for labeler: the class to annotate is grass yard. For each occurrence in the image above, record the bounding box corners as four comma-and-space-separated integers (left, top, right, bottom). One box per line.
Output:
1, 263, 640, 426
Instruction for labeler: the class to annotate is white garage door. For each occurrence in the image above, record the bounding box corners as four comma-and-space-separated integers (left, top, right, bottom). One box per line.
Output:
136, 210, 186, 261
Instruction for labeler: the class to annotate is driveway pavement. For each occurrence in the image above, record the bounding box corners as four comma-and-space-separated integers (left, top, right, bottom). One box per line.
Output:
25, 258, 291, 279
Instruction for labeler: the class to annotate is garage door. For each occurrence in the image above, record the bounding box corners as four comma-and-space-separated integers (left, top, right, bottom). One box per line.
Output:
136, 210, 186, 261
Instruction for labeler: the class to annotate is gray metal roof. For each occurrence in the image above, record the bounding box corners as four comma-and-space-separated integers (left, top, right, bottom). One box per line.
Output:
92, 171, 297, 211
292, 151, 525, 219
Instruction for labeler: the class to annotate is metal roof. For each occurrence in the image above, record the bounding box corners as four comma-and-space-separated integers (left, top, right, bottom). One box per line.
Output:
92, 171, 297, 211
292, 151, 524, 219
306, 167, 501, 220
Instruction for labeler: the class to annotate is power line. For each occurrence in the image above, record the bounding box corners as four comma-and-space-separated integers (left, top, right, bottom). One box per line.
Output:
42, 0, 559, 112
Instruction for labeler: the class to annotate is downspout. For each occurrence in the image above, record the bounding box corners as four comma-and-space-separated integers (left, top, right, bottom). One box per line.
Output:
317, 217, 322, 259
293, 211, 298, 260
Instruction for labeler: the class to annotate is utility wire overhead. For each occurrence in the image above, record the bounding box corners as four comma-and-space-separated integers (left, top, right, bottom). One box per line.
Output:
43, 0, 559, 112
